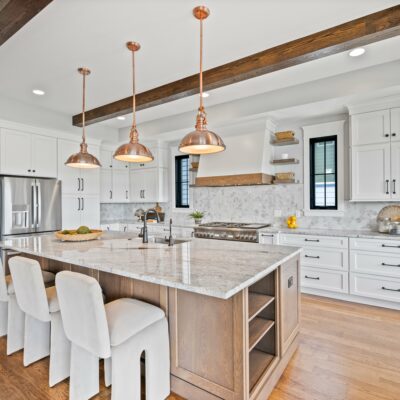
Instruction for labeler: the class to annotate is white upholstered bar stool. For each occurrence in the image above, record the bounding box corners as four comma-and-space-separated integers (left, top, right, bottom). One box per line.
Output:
0, 256, 55, 355
56, 270, 170, 400
9, 256, 71, 387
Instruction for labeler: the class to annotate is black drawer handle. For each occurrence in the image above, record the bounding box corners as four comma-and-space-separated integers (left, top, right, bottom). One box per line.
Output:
385, 179, 389, 195
305, 255, 320, 259
261, 233, 274, 237
382, 244, 400, 248
305, 239, 320, 242
381, 262, 400, 267
305, 275, 320, 280
382, 286, 400, 292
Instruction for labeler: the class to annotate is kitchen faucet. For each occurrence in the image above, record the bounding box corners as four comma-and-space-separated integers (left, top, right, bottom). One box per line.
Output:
166, 218, 174, 246
142, 208, 160, 243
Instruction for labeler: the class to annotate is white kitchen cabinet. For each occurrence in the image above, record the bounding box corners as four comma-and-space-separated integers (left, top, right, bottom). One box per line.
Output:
101, 169, 130, 203
100, 148, 129, 170
391, 141, 400, 200
113, 170, 130, 202
259, 232, 278, 245
130, 168, 168, 203
301, 267, 348, 294
350, 106, 400, 201
0, 128, 57, 178
351, 110, 390, 146
100, 170, 113, 202
62, 194, 100, 229
351, 143, 391, 201
390, 107, 400, 142
31, 135, 58, 178
58, 139, 100, 195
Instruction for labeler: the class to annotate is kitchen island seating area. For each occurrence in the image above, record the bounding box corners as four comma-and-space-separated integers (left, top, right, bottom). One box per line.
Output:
8, 257, 70, 387
0, 258, 55, 355
2, 256, 171, 400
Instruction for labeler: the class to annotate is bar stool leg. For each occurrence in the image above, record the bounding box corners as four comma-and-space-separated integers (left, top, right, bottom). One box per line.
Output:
104, 357, 112, 388
70, 343, 100, 400
49, 312, 71, 387
145, 318, 170, 400
7, 294, 25, 355
0, 301, 7, 337
23, 315, 50, 366
111, 340, 142, 400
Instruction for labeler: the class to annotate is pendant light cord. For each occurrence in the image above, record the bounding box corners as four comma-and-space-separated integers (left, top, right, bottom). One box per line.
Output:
130, 48, 138, 143
82, 72, 86, 144
199, 18, 204, 110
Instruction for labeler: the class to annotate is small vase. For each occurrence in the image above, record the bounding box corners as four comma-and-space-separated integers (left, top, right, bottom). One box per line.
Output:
194, 218, 202, 225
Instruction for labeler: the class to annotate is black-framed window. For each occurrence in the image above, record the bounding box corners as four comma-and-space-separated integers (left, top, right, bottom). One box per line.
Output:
175, 155, 190, 208
310, 136, 337, 210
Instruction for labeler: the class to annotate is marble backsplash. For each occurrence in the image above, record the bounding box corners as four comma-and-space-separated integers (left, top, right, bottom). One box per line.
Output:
101, 185, 391, 231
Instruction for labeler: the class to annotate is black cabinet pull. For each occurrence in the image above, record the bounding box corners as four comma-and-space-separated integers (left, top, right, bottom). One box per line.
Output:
382, 286, 400, 292
393, 179, 396, 195
305, 255, 320, 259
261, 233, 274, 237
392, 133, 397, 137
385, 134, 390, 137
382, 244, 400, 248
385, 179, 389, 194
32, 169, 36, 173
381, 262, 400, 267
305, 238, 319, 242
305, 275, 320, 280
81, 178, 84, 191
110, 190, 112, 200
28, 169, 31, 172
81, 197, 84, 210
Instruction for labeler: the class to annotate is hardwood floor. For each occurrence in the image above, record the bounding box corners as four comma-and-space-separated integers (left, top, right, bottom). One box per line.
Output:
0, 294, 399, 399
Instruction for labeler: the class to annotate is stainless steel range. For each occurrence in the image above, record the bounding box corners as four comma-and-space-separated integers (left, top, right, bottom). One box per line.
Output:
194, 222, 271, 243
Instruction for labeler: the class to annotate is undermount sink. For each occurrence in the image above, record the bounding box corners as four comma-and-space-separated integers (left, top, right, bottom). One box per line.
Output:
149, 237, 189, 245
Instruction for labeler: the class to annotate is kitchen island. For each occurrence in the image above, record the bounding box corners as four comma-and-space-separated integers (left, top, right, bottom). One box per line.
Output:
1, 233, 301, 400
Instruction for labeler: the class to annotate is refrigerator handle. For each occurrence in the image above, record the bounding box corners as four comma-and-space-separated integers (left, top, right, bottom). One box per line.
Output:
36, 182, 41, 228
31, 184, 35, 228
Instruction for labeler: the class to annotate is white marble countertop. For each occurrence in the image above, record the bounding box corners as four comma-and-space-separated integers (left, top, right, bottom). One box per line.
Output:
260, 227, 400, 240
0, 233, 300, 299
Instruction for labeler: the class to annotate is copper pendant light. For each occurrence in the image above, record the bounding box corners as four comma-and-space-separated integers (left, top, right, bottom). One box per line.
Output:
65, 68, 101, 169
179, 6, 225, 155
114, 42, 153, 163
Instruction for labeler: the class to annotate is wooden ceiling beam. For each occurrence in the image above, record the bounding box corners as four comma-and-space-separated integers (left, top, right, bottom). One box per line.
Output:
73, 5, 400, 127
0, 0, 53, 46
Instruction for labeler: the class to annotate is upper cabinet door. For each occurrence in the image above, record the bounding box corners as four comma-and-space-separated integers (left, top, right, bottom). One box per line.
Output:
390, 108, 400, 143
31, 135, 57, 178
351, 110, 390, 146
100, 170, 113, 203
113, 169, 130, 202
391, 141, 400, 200
351, 143, 391, 201
100, 149, 113, 169
0, 129, 32, 175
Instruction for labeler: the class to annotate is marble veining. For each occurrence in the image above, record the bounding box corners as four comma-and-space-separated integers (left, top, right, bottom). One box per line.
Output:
0, 233, 300, 299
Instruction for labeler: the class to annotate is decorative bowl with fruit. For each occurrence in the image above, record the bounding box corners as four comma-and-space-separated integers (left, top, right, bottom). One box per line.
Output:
55, 226, 103, 242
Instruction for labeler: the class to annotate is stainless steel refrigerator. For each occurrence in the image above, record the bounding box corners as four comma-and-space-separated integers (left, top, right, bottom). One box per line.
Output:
0, 176, 61, 238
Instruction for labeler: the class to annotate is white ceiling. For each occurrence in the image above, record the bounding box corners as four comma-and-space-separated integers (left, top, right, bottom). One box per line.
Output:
0, 0, 399, 133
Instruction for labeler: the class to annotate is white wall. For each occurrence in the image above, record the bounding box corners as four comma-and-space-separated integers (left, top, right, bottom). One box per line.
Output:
0, 94, 119, 143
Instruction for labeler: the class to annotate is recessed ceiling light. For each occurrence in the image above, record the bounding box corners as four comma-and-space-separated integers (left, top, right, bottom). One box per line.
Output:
32, 89, 45, 96
349, 48, 365, 57
201, 92, 210, 98
116, 116, 126, 120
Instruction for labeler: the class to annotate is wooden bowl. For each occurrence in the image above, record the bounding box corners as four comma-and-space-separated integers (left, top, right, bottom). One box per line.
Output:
54, 230, 103, 242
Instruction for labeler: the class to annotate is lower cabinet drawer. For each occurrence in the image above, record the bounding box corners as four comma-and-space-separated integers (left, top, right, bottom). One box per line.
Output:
280, 234, 348, 249
350, 237, 400, 253
350, 273, 400, 303
350, 251, 400, 278
301, 267, 348, 293
301, 247, 348, 271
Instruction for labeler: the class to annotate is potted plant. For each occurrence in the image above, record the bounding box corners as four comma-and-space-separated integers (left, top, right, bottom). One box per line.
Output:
189, 210, 205, 225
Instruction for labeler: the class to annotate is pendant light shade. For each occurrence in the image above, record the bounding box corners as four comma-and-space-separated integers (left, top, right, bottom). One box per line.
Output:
179, 6, 225, 155
114, 42, 153, 163
65, 68, 101, 169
